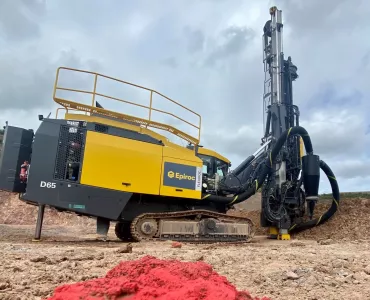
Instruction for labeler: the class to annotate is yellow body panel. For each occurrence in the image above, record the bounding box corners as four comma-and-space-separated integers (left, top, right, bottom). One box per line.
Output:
65, 114, 226, 201
162, 143, 201, 163
65, 113, 229, 165
80, 131, 163, 195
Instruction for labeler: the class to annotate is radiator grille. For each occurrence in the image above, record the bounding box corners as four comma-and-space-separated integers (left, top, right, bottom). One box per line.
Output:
54, 125, 85, 181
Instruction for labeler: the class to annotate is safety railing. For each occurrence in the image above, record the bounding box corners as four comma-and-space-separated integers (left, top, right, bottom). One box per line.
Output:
55, 107, 84, 119
52, 67, 202, 145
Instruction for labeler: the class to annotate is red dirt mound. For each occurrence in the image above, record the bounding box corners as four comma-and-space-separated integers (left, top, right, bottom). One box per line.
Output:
45, 255, 271, 300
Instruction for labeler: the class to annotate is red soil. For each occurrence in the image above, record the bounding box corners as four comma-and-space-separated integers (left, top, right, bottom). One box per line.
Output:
46, 255, 271, 300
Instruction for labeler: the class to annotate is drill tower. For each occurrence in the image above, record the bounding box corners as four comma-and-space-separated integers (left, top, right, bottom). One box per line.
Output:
260, 7, 310, 239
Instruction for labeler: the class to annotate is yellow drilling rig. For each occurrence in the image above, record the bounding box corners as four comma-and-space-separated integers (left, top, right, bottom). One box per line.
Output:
0, 7, 339, 243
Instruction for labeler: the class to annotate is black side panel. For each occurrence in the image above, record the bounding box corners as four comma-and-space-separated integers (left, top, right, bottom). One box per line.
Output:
86, 123, 164, 145
21, 119, 132, 220
21, 181, 133, 220
0, 125, 33, 192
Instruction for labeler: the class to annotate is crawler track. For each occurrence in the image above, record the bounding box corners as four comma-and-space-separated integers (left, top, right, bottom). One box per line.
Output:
130, 209, 255, 244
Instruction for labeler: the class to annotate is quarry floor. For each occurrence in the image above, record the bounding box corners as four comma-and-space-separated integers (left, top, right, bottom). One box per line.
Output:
0, 224, 370, 300
1, 191, 370, 300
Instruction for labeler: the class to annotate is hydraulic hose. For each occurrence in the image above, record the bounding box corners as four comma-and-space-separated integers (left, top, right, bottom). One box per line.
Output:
201, 126, 313, 205
288, 159, 340, 233
231, 155, 255, 177
264, 110, 271, 138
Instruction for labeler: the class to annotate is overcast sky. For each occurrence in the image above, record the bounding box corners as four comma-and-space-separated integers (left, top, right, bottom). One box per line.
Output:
0, 0, 369, 194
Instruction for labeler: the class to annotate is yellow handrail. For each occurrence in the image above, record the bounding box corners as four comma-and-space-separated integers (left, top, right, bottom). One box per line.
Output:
52, 67, 202, 145
55, 107, 83, 118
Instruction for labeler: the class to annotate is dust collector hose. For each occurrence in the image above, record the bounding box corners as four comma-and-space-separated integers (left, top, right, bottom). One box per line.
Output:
288, 159, 340, 233
201, 126, 313, 205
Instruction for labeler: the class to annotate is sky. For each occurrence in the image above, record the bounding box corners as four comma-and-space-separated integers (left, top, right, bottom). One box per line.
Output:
0, 0, 369, 194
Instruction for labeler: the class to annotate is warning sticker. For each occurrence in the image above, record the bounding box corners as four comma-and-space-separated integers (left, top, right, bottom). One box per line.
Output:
195, 166, 202, 191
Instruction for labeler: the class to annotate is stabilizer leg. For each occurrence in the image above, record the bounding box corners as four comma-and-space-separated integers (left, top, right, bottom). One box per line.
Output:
268, 227, 278, 239
268, 227, 291, 240
96, 217, 110, 241
33, 204, 45, 241
277, 229, 290, 240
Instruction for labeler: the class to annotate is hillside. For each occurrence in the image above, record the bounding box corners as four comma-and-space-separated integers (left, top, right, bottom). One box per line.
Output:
0, 191, 94, 227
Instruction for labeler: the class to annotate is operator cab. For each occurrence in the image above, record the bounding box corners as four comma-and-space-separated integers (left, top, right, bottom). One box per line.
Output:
197, 152, 229, 179
187, 144, 231, 191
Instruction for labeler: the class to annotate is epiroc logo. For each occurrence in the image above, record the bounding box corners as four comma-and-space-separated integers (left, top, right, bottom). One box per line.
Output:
164, 162, 202, 190
167, 170, 195, 181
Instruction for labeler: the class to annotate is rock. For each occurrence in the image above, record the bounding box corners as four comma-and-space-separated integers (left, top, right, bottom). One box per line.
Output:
45, 258, 56, 265
336, 269, 350, 277
353, 271, 366, 281
0, 282, 10, 290
285, 271, 299, 280
291, 241, 306, 247
95, 253, 104, 260
171, 242, 182, 248
336, 277, 345, 283
332, 259, 344, 268
319, 239, 333, 245
305, 275, 318, 285
364, 265, 370, 275
30, 256, 47, 263
116, 244, 133, 254
13, 266, 22, 272
314, 265, 331, 274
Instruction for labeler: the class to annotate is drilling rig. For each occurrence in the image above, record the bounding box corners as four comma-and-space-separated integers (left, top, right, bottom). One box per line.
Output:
0, 7, 339, 242
218, 6, 340, 239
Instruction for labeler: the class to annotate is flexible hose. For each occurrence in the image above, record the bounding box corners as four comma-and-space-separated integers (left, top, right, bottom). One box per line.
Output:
288, 159, 340, 233
264, 111, 271, 138
201, 126, 314, 205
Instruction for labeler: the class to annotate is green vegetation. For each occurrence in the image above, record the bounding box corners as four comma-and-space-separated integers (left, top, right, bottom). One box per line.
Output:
320, 191, 370, 200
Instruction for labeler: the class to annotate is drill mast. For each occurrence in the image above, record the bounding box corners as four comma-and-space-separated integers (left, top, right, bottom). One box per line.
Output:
263, 6, 283, 108
260, 7, 302, 236
262, 6, 299, 141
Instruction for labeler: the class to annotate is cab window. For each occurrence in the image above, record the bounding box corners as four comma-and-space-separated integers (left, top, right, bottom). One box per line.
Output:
198, 154, 212, 175
215, 159, 228, 177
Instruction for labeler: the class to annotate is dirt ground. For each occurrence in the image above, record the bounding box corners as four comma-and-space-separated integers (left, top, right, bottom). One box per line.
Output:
1, 191, 370, 300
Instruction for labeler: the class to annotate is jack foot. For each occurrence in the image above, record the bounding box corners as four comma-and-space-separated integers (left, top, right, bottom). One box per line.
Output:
34, 204, 45, 241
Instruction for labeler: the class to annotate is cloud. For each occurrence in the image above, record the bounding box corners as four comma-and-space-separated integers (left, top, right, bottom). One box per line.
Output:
332, 159, 370, 179
274, 0, 368, 39
184, 27, 205, 54
0, 49, 103, 111
0, 0, 369, 194
204, 26, 255, 67
202, 123, 262, 161
300, 109, 369, 159
0, 0, 46, 42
